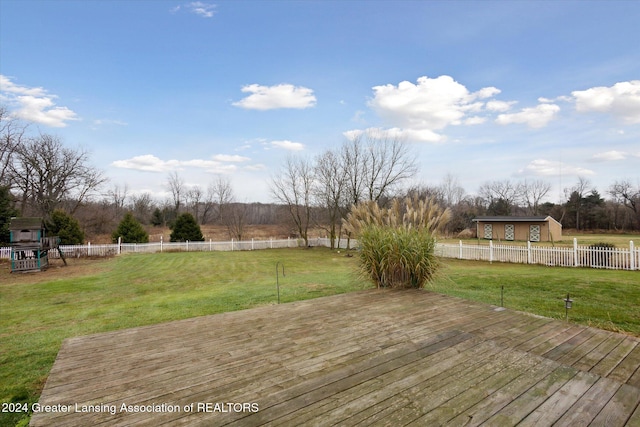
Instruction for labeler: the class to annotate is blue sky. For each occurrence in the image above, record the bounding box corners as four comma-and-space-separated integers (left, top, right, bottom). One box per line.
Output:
1, 0, 638, 204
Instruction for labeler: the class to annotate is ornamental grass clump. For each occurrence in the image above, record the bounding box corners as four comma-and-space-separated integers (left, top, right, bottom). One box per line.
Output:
344, 195, 450, 289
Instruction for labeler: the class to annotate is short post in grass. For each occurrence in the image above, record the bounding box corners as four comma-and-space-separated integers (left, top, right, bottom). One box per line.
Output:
564, 293, 573, 321
501, 285, 504, 308
276, 261, 285, 304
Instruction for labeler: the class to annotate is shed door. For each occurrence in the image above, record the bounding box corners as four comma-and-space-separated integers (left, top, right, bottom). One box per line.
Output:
505, 224, 515, 241
530, 225, 541, 242
483, 224, 493, 239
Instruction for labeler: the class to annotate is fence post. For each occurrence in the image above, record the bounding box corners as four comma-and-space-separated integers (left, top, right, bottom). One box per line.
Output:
231, 238, 234, 251
210, 239, 212, 251
270, 238, 273, 249
160, 235, 163, 253
252, 238, 254, 250
573, 238, 578, 267
88, 241, 91, 257
527, 241, 531, 264
489, 240, 493, 263
631, 241, 635, 271
459, 240, 463, 259
118, 236, 122, 255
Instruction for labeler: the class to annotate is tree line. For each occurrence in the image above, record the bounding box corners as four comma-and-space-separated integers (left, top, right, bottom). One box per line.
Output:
271, 130, 640, 246
1, 107, 638, 245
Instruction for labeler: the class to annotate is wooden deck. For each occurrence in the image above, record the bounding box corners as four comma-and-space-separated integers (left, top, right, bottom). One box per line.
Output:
32, 290, 640, 426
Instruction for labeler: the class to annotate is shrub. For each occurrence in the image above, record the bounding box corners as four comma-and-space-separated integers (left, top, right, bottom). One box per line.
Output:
46, 210, 84, 245
345, 196, 449, 289
358, 225, 439, 289
170, 213, 204, 242
112, 212, 149, 243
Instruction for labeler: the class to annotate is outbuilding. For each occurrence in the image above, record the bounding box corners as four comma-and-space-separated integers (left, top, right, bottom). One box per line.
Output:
472, 216, 562, 242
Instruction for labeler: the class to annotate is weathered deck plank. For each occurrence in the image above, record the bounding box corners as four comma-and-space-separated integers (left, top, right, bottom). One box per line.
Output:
31, 289, 640, 426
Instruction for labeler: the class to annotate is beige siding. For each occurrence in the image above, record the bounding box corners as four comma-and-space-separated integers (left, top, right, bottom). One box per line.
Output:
476, 219, 562, 242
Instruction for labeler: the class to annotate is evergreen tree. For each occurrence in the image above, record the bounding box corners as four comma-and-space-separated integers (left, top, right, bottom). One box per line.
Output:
150, 208, 164, 226
112, 212, 149, 243
0, 186, 18, 244
46, 210, 85, 244
170, 213, 204, 242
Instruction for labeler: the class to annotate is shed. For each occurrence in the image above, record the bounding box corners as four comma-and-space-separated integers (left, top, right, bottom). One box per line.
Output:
472, 216, 562, 242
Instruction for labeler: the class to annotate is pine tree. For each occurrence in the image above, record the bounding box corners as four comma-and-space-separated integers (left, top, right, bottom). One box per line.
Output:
112, 212, 149, 243
0, 186, 18, 244
46, 210, 85, 245
170, 213, 204, 242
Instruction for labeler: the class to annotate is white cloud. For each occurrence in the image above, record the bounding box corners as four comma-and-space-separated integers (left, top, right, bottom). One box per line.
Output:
366, 75, 510, 142
112, 155, 176, 172
495, 103, 560, 128
170, 3, 216, 18
0, 75, 79, 127
517, 159, 594, 177
112, 153, 246, 173
486, 100, 516, 112
244, 163, 267, 171
269, 140, 305, 151
463, 116, 486, 125
572, 80, 640, 124
233, 84, 316, 110
212, 154, 250, 162
591, 150, 627, 161
93, 118, 128, 127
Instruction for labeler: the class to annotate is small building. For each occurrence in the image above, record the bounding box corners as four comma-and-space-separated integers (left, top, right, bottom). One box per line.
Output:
472, 216, 562, 242
8, 217, 60, 272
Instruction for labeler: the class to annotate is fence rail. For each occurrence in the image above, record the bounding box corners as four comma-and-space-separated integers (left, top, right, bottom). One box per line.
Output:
434, 239, 638, 271
1, 238, 638, 271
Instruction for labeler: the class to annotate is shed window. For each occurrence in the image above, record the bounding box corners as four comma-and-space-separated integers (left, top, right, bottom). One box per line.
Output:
530, 225, 541, 242
505, 224, 514, 241
483, 224, 493, 239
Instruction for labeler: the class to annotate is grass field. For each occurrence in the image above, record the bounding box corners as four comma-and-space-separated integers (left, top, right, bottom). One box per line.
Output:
1, 248, 639, 426
431, 259, 640, 335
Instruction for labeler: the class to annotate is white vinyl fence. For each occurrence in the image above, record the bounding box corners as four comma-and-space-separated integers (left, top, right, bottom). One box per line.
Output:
1, 237, 638, 271
434, 239, 639, 271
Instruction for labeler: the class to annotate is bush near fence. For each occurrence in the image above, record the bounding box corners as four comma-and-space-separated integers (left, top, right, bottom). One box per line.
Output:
1, 237, 638, 271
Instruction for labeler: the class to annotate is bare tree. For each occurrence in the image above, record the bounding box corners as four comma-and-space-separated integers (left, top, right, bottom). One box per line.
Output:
609, 179, 640, 228
186, 185, 203, 222
563, 177, 592, 228
520, 179, 551, 215
478, 179, 519, 214
224, 202, 248, 241
200, 175, 234, 224
108, 183, 128, 220
166, 171, 184, 214
9, 133, 106, 217
0, 106, 27, 186
439, 173, 465, 207
342, 130, 417, 205
271, 156, 315, 246
314, 149, 347, 248
130, 192, 154, 224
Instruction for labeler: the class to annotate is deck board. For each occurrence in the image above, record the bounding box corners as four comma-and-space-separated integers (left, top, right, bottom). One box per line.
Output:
31, 289, 640, 426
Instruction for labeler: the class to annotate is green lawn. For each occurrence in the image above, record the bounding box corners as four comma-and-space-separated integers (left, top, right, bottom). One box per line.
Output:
1, 248, 639, 426
430, 259, 640, 335
0, 248, 363, 427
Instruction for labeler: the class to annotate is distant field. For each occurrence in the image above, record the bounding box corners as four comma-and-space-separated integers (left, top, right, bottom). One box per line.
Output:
1, 248, 639, 426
